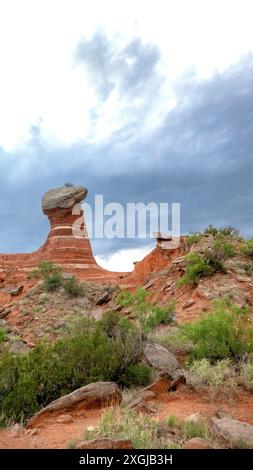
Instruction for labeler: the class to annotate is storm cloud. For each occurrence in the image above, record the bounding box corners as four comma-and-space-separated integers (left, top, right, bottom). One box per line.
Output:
0, 34, 253, 258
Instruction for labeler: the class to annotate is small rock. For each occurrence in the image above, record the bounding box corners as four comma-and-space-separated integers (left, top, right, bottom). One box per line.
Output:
53, 320, 67, 330
56, 414, 74, 424
10, 341, 30, 354
34, 327, 45, 338
7, 285, 24, 296
185, 413, 202, 423
184, 438, 214, 449
61, 272, 75, 280
96, 291, 110, 305
183, 300, 196, 309
24, 428, 38, 436
236, 275, 252, 283
76, 297, 92, 309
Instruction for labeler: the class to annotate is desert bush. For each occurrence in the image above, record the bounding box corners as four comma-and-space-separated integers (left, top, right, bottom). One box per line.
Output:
177, 253, 213, 286
213, 237, 236, 258
30, 261, 62, 279
204, 225, 239, 238
118, 364, 152, 388
241, 238, 253, 259
116, 288, 175, 336
240, 362, 253, 391
182, 300, 253, 361
63, 276, 88, 297
0, 330, 5, 344
0, 315, 144, 425
43, 272, 63, 291
186, 233, 203, 247
85, 408, 179, 449
178, 237, 238, 286
186, 358, 237, 398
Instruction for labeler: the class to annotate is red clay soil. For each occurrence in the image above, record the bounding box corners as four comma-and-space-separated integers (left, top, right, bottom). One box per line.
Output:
1, 388, 253, 449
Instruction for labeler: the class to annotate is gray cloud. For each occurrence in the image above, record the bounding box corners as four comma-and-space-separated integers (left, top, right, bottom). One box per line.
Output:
75, 31, 161, 100
0, 36, 253, 257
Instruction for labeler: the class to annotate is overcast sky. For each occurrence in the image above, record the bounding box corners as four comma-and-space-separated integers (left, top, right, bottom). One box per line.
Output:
0, 0, 253, 271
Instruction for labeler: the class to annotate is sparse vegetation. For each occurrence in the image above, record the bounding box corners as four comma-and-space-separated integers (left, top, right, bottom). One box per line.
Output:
0, 330, 5, 344
0, 314, 144, 425
43, 272, 63, 291
241, 238, 253, 259
186, 233, 203, 247
240, 362, 253, 391
204, 225, 239, 238
180, 418, 210, 440
186, 358, 237, 398
182, 299, 253, 361
63, 276, 88, 297
84, 408, 179, 449
177, 252, 213, 286
178, 237, 237, 287
116, 288, 175, 336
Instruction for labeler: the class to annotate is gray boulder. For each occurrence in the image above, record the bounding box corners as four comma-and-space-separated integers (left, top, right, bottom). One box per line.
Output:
42, 185, 88, 211
211, 416, 253, 447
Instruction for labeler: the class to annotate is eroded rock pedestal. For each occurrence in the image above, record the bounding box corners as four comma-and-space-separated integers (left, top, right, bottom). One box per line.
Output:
0, 185, 185, 287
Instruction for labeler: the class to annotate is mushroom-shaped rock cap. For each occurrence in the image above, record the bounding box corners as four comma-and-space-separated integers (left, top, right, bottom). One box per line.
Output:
42, 186, 88, 212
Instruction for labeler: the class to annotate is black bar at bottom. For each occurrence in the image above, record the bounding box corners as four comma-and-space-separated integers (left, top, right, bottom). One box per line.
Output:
0, 449, 252, 468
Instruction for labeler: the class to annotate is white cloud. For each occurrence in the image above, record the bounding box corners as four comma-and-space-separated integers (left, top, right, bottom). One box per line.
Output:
0, 0, 253, 150
95, 244, 154, 272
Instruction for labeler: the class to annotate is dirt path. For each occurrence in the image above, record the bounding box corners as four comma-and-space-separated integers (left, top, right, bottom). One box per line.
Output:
1, 388, 253, 449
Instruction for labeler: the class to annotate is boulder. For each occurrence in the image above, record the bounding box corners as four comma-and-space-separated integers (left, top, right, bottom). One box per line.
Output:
144, 343, 185, 386
211, 416, 253, 447
27, 382, 122, 428
75, 438, 134, 449
41, 186, 88, 211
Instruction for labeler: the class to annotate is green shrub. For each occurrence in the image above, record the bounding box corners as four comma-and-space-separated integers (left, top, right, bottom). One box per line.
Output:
186, 233, 203, 247
181, 418, 210, 440
177, 253, 213, 286
63, 276, 88, 297
43, 272, 63, 291
241, 238, 253, 259
182, 300, 253, 361
116, 289, 175, 336
186, 358, 237, 398
240, 362, 253, 391
166, 415, 178, 427
213, 237, 236, 258
0, 316, 144, 425
30, 261, 62, 279
0, 330, 5, 344
118, 364, 152, 388
204, 225, 239, 238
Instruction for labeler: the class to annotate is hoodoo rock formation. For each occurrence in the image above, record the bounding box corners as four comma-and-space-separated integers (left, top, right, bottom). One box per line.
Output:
0, 185, 185, 287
